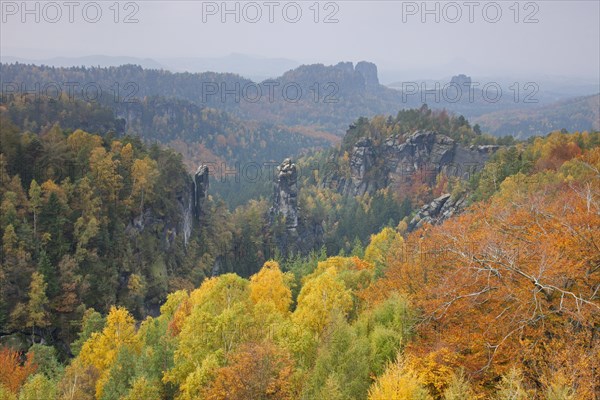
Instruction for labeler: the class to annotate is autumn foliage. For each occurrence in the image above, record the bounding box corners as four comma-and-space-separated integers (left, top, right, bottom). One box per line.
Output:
365, 143, 600, 397
0, 347, 37, 394
203, 341, 296, 400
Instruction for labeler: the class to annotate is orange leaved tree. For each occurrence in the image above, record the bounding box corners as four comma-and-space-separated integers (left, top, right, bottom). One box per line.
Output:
0, 347, 37, 394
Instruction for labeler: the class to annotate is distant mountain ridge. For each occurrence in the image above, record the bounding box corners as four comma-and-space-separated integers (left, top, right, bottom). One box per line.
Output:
0, 55, 166, 70
2, 62, 598, 136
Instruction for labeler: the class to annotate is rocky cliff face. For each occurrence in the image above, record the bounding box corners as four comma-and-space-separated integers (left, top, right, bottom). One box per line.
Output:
385, 131, 497, 185
356, 61, 379, 89
275, 60, 383, 97
344, 137, 387, 196
331, 131, 498, 196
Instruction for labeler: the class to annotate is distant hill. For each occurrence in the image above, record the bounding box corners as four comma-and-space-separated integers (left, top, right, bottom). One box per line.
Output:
474, 94, 600, 138
3, 62, 568, 135
1, 53, 300, 82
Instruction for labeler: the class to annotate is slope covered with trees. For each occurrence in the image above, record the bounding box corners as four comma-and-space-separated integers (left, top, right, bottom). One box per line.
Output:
0, 116, 291, 351
474, 93, 600, 139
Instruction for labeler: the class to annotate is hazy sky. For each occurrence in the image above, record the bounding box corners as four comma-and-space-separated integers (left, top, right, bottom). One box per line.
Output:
2, 0, 599, 80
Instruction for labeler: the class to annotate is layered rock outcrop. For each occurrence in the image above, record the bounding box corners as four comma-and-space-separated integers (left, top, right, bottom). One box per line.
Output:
407, 193, 467, 232
346, 137, 385, 196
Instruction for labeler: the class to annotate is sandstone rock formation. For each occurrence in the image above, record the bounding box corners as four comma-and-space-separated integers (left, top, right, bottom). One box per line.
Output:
193, 164, 209, 221
270, 158, 323, 255
450, 74, 472, 89
270, 158, 299, 229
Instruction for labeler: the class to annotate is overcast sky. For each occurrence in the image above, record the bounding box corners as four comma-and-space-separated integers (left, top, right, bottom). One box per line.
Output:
1, 0, 599, 81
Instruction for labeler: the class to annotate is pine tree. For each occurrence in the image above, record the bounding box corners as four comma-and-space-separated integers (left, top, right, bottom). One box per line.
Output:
28, 179, 42, 251
37, 251, 58, 298
26, 272, 50, 342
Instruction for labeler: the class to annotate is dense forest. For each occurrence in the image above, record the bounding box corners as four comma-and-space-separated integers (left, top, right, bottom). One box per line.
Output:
1, 86, 599, 399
